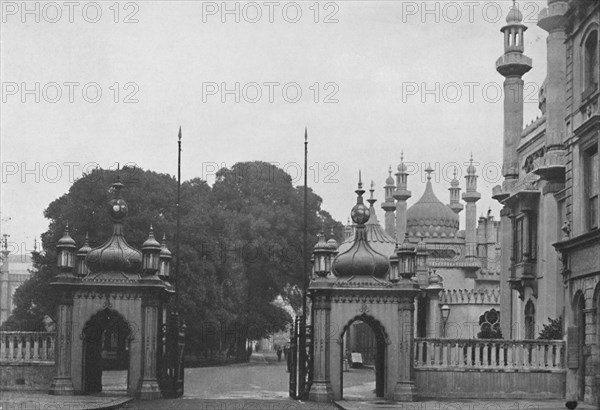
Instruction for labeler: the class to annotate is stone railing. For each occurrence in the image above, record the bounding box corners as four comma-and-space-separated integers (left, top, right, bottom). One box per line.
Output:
439, 288, 500, 305
414, 338, 565, 371
0, 331, 55, 363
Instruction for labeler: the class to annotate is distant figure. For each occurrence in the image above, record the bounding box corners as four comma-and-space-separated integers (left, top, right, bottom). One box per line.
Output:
286, 346, 293, 373
283, 345, 289, 360
276, 347, 283, 361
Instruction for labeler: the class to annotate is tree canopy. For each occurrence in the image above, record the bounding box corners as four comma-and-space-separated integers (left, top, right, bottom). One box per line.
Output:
6, 162, 343, 361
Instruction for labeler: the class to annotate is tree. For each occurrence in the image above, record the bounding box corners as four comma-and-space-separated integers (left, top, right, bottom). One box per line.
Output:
7, 162, 342, 364
537, 316, 563, 340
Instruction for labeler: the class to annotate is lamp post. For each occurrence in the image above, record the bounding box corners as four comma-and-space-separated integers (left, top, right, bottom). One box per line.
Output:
440, 304, 451, 338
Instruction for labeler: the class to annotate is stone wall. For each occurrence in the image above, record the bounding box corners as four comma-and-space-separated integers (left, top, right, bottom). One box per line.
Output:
1, 361, 54, 391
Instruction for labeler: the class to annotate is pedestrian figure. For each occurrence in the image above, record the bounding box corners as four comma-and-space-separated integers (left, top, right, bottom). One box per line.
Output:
276, 347, 283, 362
283, 345, 289, 360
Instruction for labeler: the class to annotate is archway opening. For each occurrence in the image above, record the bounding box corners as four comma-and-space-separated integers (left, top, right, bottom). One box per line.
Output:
340, 316, 386, 401
82, 308, 131, 395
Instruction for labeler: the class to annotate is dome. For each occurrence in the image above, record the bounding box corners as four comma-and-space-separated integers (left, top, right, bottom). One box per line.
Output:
406, 180, 460, 238
332, 176, 390, 278
313, 232, 329, 252
77, 234, 92, 255
85, 181, 142, 275
327, 237, 339, 250
385, 166, 395, 186
57, 226, 76, 248
506, 5, 523, 23
160, 234, 172, 258
143, 227, 161, 251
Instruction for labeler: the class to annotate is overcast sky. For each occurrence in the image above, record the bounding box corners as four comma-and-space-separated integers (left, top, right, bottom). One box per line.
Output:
1, 0, 549, 253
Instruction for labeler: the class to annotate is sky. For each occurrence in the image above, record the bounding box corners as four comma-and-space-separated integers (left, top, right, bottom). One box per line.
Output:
1, 0, 550, 254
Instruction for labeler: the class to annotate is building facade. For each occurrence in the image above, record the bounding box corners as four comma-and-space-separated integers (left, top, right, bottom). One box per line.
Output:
0, 237, 35, 325
493, 0, 599, 405
338, 158, 501, 342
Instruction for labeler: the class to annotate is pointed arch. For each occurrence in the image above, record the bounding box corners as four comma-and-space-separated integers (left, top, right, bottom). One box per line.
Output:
338, 313, 390, 345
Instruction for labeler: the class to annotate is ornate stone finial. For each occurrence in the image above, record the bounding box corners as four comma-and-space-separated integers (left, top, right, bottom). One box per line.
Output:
425, 164, 434, 181
351, 173, 370, 226
401, 150, 404, 163
367, 180, 377, 207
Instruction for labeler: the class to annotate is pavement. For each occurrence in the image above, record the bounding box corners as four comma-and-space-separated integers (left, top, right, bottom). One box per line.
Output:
2, 354, 598, 410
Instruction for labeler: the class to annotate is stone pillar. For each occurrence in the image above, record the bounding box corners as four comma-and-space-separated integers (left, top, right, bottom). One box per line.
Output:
393, 297, 417, 401
137, 299, 161, 399
503, 77, 526, 180
49, 292, 75, 395
427, 290, 441, 338
308, 291, 334, 402
499, 206, 514, 339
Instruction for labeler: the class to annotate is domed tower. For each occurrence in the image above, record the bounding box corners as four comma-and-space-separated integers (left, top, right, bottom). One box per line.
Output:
462, 155, 481, 259
448, 168, 464, 215
496, 0, 532, 183
381, 166, 396, 237
406, 165, 460, 238
393, 152, 412, 243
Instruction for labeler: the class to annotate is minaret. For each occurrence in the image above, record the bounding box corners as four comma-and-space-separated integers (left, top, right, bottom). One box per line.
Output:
393, 152, 411, 243
496, 0, 532, 183
448, 168, 464, 214
462, 155, 481, 259
536, 0, 568, 177
381, 166, 396, 236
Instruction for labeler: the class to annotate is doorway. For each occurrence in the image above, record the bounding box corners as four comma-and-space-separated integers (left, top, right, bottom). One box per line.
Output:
82, 308, 131, 395
340, 316, 386, 400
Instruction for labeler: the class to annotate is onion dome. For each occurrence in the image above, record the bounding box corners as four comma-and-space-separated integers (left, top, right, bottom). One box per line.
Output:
385, 166, 395, 186
406, 165, 459, 238
142, 226, 161, 251
397, 151, 407, 173
506, 3, 523, 24
313, 231, 329, 252
160, 234, 172, 259
57, 224, 76, 249
450, 168, 460, 187
77, 233, 92, 255
326, 227, 338, 250
467, 154, 476, 175
332, 174, 390, 278
86, 180, 142, 275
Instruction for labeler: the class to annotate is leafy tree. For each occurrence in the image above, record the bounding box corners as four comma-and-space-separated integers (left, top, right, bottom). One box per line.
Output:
537, 316, 563, 340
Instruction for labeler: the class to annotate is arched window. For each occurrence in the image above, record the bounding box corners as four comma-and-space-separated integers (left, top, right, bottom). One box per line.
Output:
583, 30, 598, 94
525, 300, 535, 339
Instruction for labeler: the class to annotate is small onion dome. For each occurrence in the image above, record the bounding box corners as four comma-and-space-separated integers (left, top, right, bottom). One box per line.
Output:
506, 4, 523, 24
332, 174, 389, 278
385, 166, 395, 186
313, 232, 329, 252
397, 151, 407, 173
77, 233, 92, 255
327, 237, 338, 250
142, 226, 161, 251
160, 234, 172, 259
57, 224, 76, 249
467, 155, 477, 175
450, 168, 460, 187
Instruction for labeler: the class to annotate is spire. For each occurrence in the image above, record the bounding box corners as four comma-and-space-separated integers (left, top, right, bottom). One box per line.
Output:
448, 166, 463, 215
425, 164, 434, 181
367, 180, 377, 208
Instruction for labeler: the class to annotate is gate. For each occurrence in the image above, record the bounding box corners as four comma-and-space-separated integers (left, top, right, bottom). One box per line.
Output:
289, 315, 313, 400
158, 311, 186, 398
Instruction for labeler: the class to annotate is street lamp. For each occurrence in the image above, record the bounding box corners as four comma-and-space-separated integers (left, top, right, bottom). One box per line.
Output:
57, 225, 76, 274
440, 304, 451, 338
142, 226, 161, 276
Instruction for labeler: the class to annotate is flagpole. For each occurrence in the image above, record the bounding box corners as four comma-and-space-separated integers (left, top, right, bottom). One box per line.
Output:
176, 126, 181, 308
298, 127, 308, 398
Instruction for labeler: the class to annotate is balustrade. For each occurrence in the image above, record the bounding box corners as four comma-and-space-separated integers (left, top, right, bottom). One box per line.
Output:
0, 332, 55, 362
414, 338, 564, 371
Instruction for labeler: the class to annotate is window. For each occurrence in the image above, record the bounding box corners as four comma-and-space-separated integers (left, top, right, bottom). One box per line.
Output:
514, 217, 524, 263
583, 30, 598, 95
584, 144, 599, 230
529, 215, 537, 260
525, 300, 535, 340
